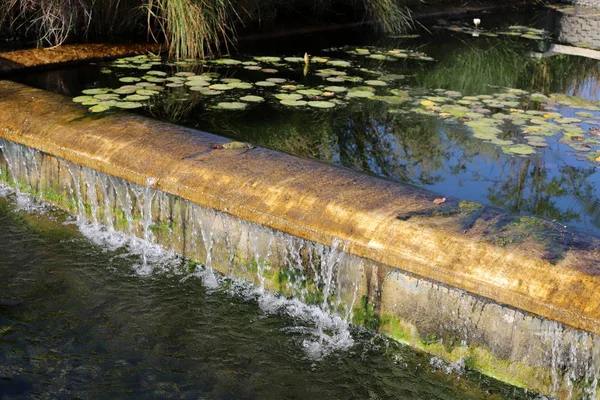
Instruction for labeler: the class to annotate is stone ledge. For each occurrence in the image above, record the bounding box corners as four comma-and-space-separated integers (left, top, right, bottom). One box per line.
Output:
0, 43, 163, 74
0, 80, 599, 338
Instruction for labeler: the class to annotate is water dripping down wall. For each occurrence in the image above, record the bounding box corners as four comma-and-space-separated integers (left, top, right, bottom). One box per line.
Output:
0, 137, 599, 399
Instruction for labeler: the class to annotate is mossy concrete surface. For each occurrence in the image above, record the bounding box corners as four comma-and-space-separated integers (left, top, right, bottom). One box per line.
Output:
1, 81, 600, 398
0, 80, 599, 337
0, 43, 163, 74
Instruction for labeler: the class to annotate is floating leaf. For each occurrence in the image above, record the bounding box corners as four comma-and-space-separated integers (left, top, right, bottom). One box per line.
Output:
73, 96, 96, 103
266, 78, 286, 84
119, 77, 141, 83
124, 94, 150, 101
323, 86, 348, 93
365, 80, 387, 86
346, 91, 375, 98
239, 95, 265, 103
147, 70, 167, 76
307, 101, 336, 109
82, 88, 110, 95
255, 81, 277, 87
209, 84, 233, 91
275, 93, 303, 101
296, 89, 323, 96
89, 104, 111, 113
115, 101, 143, 109
254, 56, 281, 63
280, 99, 308, 107
215, 102, 247, 110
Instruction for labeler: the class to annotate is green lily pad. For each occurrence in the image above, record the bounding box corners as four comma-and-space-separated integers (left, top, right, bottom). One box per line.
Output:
227, 82, 253, 89
190, 88, 222, 95
209, 84, 233, 91
175, 72, 195, 77
364, 80, 387, 86
266, 78, 286, 84
261, 68, 278, 74
254, 56, 281, 63
239, 95, 265, 103
327, 60, 352, 67
244, 66, 262, 71
119, 77, 141, 83
255, 81, 277, 87
215, 102, 247, 110
323, 86, 348, 93
296, 89, 323, 96
185, 80, 210, 87
94, 94, 120, 101
504, 144, 536, 155
166, 82, 185, 88
73, 96, 96, 103
124, 94, 150, 101
280, 100, 308, 107
115, 101, 144, 109
284, 57, 305, 63
213, 58, 242, 65
275, 93, 303, 101
307, 101, 336, 109
221, 78, 241, 83
89, 104, 112, 113
346, 91, 375, 98
136, 89, 159, 96
82, 88, 111, 95
147, 70, 167, 76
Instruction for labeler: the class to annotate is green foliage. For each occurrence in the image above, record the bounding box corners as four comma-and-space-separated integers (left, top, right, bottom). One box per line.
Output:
1, 0, 412, 58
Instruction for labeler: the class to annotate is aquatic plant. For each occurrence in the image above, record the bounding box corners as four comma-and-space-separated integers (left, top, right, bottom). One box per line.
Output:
0, 0, 413, 58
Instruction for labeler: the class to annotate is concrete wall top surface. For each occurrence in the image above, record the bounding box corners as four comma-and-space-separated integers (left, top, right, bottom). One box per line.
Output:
0, 80, 599, 335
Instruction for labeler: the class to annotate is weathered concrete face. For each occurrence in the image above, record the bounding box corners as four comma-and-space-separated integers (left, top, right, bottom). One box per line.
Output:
0, 43, 163, 74
1, 81, 600, 398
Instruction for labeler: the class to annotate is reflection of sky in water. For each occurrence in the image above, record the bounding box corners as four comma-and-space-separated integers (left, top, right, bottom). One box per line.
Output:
569, 77, 600, 101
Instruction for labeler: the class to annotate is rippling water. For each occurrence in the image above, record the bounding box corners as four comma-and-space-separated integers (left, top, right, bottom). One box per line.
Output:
0, 190, 543, 399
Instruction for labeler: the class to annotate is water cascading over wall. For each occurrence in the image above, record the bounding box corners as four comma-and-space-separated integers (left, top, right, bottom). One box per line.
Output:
1, 81, 600, 399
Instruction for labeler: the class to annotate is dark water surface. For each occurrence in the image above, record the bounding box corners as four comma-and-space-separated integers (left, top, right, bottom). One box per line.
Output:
0, 191, 540, 399
12, 7, 600, 238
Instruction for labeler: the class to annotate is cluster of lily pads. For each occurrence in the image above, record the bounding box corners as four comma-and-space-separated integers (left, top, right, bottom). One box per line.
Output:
436, 22, 550, 41
408, 87, 600, 159
72, 51, 428, 113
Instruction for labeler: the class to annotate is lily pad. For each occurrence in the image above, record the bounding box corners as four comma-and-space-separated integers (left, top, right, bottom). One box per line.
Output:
254, 56, 281, 63
119, 77, 141, 83
504, 144, 536, 155
124, 94, 150, 101
346, 91, 375, 98
209, 84, 233, 91
82, 88, 111, 95
323, 86, 348, 93
147, 70, 167, 76
327, 60, 352, 67
89, 104, 112, 113
215, 102, 247, 110
239, 95, 265, 103
266, 78, 287, 84
255, 81, 277, 87
73, 96, 96, 103
307, 101, 336, 109
296, 89, 323, 96
115, 101, 144, 109
275, 93, 304, 101
280, 100, 308, 107
364, 80, 387, 86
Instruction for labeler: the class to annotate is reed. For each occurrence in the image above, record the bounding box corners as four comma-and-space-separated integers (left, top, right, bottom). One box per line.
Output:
0, 0, 413, 57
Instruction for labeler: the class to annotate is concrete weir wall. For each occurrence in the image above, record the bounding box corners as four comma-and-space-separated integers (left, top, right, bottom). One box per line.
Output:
1, 81, 600, 398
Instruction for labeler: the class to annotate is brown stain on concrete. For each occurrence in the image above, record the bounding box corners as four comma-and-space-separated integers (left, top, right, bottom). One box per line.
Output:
0, 80, 599, 336
0, 43, 163, 74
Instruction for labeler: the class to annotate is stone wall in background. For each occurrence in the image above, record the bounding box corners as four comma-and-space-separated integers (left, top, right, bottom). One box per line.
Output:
556, 5, 600, 49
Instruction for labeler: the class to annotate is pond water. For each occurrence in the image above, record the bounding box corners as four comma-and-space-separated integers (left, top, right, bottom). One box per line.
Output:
0, 188, 542, 399
13, 6, 600, 237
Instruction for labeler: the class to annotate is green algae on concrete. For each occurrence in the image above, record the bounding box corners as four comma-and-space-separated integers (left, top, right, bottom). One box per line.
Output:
1, 81, 600, 399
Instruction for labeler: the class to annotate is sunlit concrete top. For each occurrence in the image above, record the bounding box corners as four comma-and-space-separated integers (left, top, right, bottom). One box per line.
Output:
1, 80, 599, 335
0, 43, 163, 74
